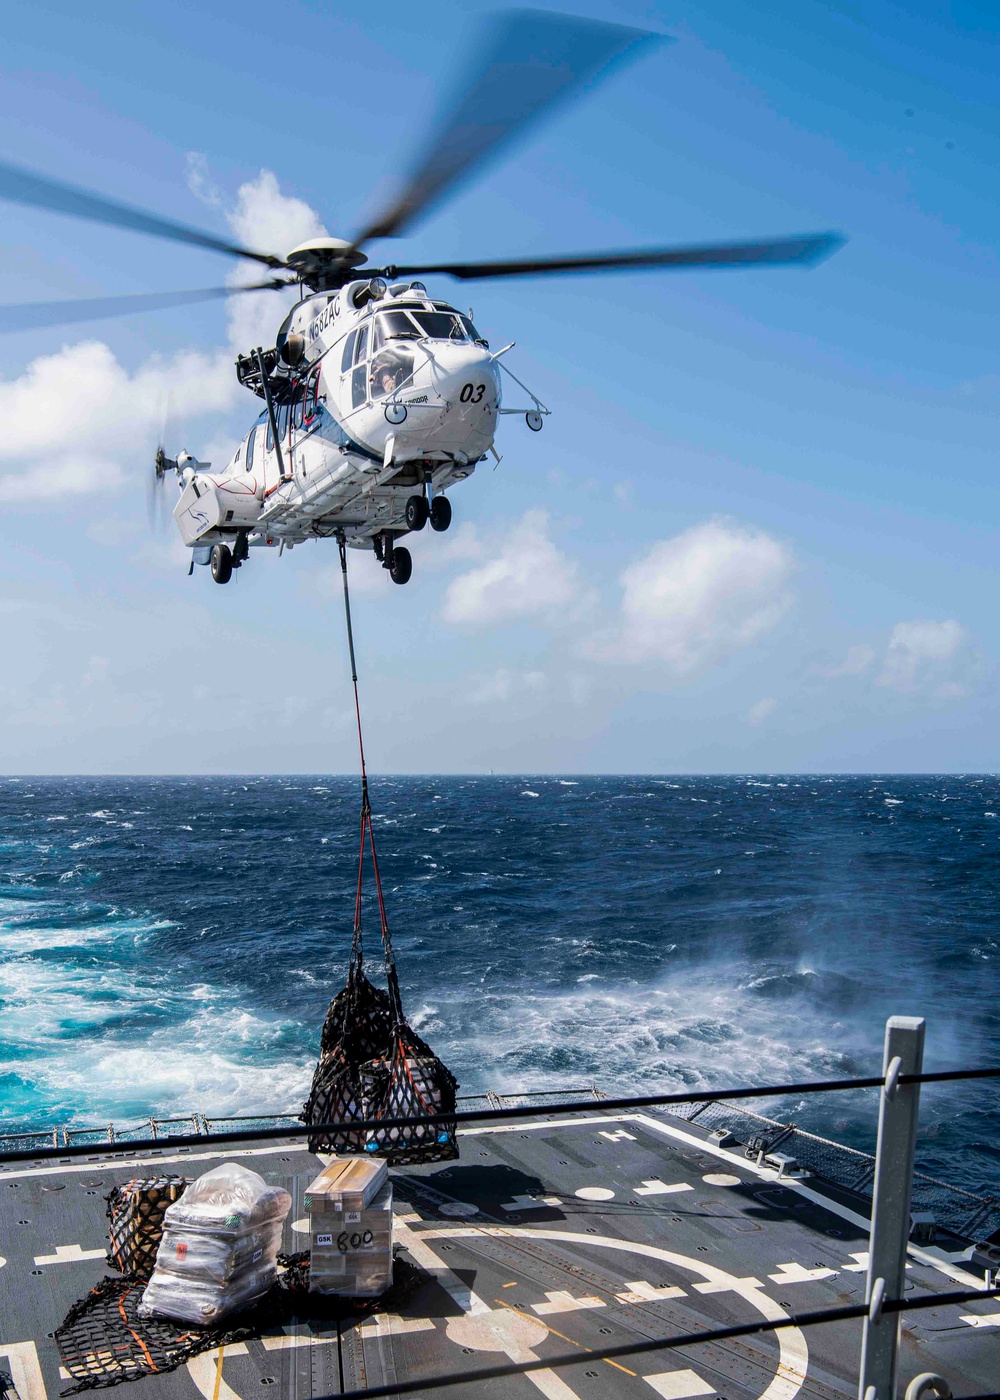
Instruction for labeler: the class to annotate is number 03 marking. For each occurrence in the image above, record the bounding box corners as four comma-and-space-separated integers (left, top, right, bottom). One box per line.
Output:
460, 383, 485, 403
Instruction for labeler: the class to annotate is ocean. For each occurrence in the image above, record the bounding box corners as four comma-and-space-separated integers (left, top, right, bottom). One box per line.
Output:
0, 774, 997, 1197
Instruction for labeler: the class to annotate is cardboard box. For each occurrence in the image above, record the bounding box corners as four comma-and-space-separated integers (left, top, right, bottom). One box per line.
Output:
304, 1158, 389, 1213
309, 1179, 393, 1297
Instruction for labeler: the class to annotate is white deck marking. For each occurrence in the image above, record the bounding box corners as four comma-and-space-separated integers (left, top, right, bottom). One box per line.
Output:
424, 1225, 809, 1400
502, 1194, 562, 1212
635, 1179, 694, 1196
0, 1342, 48, 1400
185, 1344, 249, 1400
574, 1186, 615, 1201
357, 1314, 437, 1338
438, 1201, 479, 1217
617, 1280, 687, 1303
645, 1368, 716, 1398
394, 1217, 491, 1316
0, 1256, 6, 1269
622, 1113, 988, 1293
395, 1219, 582, 1399
445, 1309, 579, 1400
261, 1330, 336, 1350
290, 1216, 310, 1233
33, 1244, 107, 1266
600, 1130, 637, 1143
1, 1141, 310, 1181
531, 1289, 606, 1316
694, 1277, 764, 1295
769, 1263, 838, 1285
702, 1174, 742, 1187
959, 1312, 1000, 1328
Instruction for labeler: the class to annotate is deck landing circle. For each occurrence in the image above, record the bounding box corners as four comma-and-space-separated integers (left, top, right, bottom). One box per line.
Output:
425, 1224, 809, 1400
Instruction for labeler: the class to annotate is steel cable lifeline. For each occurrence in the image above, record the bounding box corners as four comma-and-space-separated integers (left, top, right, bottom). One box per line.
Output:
4, 1064, 1000, 1165
299, 534, 459, 1164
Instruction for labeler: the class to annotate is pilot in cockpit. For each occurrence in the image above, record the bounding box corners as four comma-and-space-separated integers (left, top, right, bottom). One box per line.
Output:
371, 349, 411, 399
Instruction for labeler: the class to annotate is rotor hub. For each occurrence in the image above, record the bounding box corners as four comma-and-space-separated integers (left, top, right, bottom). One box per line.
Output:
285, 238, 368, 290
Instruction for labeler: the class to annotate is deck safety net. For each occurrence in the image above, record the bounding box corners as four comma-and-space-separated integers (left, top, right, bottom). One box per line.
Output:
54, 1253, 426, 1392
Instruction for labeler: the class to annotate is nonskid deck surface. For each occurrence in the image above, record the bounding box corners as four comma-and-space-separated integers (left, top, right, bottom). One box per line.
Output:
1, 1110, 997, 1400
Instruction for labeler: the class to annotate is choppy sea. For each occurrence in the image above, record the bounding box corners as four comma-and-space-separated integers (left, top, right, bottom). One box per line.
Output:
0, 775, 997, 1196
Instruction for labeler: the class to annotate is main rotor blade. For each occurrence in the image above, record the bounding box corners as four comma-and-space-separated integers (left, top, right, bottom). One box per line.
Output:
0, 281, 294, 334
352, 10, 663, 247
384, 232, 846, 280
0, 159, 288, 268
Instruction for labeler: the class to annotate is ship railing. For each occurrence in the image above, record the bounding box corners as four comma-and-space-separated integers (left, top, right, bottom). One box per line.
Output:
1, 1017, 997, 1399
657, 1096, 1000, 1246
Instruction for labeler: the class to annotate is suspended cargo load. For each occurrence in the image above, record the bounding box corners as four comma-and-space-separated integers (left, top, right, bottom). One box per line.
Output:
301, 536, 459, 1164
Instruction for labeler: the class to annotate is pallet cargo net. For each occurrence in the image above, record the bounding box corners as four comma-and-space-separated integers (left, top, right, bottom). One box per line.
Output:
301, 537, 458, 1165
105, 1176, 190, 1281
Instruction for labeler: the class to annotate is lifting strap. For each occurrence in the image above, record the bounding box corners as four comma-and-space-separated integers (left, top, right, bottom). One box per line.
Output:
336, 532, 404, 1026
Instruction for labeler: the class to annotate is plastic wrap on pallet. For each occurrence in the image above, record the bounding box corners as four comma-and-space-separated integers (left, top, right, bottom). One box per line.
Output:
137, 1163, 290, 1324
308, 1178, 393, 1297
152, 1217, 284, 1285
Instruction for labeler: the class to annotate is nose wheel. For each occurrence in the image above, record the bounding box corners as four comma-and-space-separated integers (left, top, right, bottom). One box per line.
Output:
430, 495, 452, 532
405, 494, 429, 531
389, 545, 412, 585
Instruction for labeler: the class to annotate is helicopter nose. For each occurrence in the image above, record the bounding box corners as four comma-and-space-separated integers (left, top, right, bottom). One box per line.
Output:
429, 344, 499, 412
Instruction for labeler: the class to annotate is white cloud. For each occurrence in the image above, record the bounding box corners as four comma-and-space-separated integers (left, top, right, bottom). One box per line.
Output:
877, 620, 975, 697
589, 518, 794, 673
747, 697, 777, 726
441, 509, 583, 626
185, 151, 223, 208
0, 341, 236, 501
0, 169, 326, 505
225, 169, 328, 353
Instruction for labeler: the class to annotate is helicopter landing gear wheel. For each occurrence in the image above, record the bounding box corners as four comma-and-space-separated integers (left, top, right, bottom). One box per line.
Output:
389, 545, 412, 585
210, 543, 233, 584
405, 494, 429, 531
430, 495, 452, 532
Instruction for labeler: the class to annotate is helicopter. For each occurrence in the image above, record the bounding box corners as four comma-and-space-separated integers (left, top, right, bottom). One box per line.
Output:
0, 10, 843, 586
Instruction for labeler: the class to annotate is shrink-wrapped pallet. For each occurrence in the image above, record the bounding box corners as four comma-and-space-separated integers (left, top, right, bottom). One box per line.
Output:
138, 1163, 291, 1324
305, 1162, 394, 1297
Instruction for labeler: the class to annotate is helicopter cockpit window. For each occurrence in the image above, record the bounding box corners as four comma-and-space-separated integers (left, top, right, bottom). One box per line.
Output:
370, 347, 414, 400
245, 427, 256, 471
411, 311, 467, 341
350, 324, 370, 410
303, 367, 321, 425
375, 311, 421, 343
460, 314, 487, 345
341, 328, 358, 374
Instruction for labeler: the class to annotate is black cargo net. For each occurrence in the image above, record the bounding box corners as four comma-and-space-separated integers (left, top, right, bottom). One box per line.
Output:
301, 536, 458, 1165
105, 1177, 190, 1281
55, 1253, 426, 1393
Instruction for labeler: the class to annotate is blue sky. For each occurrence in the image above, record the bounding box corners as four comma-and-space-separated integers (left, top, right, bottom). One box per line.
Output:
0, 0, 997, 773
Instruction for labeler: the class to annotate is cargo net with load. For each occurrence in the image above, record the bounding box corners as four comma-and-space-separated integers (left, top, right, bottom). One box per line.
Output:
301, 535, 458, 1165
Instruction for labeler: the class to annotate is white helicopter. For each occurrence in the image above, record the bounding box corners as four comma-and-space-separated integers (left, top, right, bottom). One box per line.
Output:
0, 11, 842, 586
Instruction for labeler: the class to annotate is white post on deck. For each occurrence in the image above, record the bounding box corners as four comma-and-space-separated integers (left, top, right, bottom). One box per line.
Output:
858, 1015, 925, 1400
